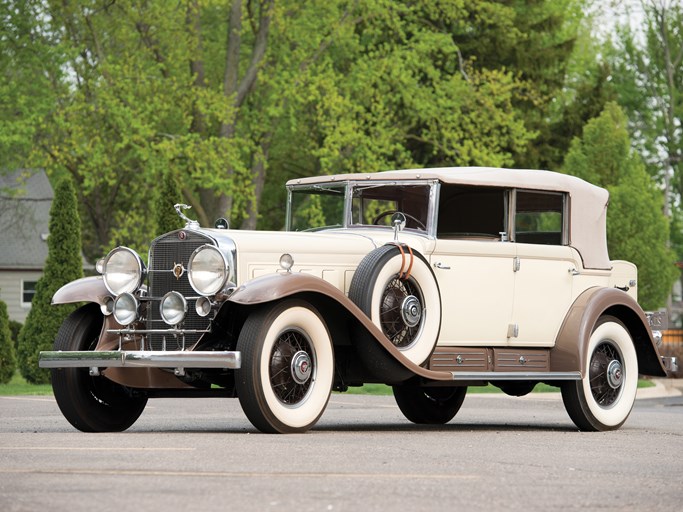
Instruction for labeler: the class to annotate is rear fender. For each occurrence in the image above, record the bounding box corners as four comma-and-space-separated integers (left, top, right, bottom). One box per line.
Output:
552, 287, 667, 377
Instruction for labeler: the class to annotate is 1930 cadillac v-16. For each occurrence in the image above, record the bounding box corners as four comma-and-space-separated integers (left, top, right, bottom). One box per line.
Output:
40, 167, 678, 433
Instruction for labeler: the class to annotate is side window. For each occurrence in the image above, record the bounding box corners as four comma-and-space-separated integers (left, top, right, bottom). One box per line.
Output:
514, 190, 565, 245
22, 280, 37, 306
437, 185, 506, 240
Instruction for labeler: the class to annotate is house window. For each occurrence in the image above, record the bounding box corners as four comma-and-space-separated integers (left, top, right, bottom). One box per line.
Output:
22, 281, 37, 306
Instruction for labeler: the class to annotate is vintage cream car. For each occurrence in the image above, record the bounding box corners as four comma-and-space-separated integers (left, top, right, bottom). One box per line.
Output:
40, 167, 677, 433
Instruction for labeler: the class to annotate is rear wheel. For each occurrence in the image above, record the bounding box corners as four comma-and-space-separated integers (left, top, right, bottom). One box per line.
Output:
393, 385, 467, 424
561, 317, 638, 431
236, 300, 334, 433
51, 303, 147, 432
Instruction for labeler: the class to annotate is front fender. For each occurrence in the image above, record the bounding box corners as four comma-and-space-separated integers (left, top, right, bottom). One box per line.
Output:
52, 276, 110, 306
227, 272, 453, 382
551, 287, 667, 377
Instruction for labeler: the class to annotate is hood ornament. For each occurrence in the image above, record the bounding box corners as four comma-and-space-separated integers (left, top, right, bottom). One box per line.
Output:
174, 204, 200, 230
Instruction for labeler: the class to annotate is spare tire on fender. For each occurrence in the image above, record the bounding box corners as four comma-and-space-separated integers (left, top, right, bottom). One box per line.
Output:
349, 244, 441, 375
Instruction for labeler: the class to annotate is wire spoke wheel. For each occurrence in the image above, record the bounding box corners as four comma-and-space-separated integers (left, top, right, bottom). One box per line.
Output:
561, 316, 637, 431
269, 329, 315, 406
380, 276, 424, 348
588, 342, 624, 407
236, 299, 334, 434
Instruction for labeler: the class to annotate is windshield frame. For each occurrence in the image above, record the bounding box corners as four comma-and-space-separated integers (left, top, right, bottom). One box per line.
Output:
286, 179, 438, 237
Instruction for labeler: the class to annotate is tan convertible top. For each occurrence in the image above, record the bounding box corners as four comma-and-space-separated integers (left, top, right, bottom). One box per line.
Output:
288, 167, 610, 270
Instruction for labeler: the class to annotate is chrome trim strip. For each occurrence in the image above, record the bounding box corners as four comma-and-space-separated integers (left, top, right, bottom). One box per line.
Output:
450, 371, 581, 381
106, 328, 210, 335
39, 350, 241, 369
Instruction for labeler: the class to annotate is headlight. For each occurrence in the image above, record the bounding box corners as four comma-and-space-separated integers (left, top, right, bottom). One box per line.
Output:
113, 293, 139, 325
188, 245, 229, 296
103, 247, 144, 295
160, 291, 187, 325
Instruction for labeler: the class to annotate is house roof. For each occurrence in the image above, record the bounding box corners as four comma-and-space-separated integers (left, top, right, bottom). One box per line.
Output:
0, 169, 53, 270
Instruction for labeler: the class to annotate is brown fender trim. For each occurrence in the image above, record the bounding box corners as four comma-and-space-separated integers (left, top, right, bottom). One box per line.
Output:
228, 272, 455, 381
551, 287, 667, 377
52, 276, 110, 306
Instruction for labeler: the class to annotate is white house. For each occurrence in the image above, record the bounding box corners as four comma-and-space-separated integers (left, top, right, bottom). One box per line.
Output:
0, 169, 52, 323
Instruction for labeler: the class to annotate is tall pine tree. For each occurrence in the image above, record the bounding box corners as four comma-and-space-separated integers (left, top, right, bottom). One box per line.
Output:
0, 299, 16, 384
17, 177, 83, 384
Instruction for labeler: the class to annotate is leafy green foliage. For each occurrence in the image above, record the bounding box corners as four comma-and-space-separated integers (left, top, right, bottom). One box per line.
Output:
9, 319, 22, 352
0, 300, 17, 384
563, 103, 678, 309
17, 178, 83, 384
154, 170, 184, 235
3, 0, 582, 247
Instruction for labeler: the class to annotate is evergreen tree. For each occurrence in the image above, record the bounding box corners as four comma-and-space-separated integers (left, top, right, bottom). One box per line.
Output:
17, 177, 83, 384
0, 299, 16, 384
154, 169, 184, 233
563, 103, 678, 310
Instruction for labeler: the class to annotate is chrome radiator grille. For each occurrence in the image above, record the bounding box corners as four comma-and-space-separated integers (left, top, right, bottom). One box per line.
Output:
147, 230, 214, 350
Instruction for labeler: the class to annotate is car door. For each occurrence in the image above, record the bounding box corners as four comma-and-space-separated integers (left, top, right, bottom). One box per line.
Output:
509, 190, 576, 347
431, 239, 516, 346
431, 184, 515, 346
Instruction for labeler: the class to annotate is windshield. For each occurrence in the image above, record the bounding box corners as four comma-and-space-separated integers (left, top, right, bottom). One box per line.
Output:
287, 181, 432, 233
288, 184, 347, 231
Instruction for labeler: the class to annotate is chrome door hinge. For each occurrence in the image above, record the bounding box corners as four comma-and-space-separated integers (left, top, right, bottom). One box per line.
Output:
507, 323, 519, 338
513, 257, 521, 272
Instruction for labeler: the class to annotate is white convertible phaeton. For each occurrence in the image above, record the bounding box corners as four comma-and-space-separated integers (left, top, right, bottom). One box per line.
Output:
40, 167, 678, 433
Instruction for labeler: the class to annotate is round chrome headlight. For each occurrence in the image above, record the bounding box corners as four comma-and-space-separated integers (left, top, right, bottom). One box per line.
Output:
103, 247, 144, 295
113, 293, 139, 325
188, 245, 229, 296
195, 296, 213, 317
160, 291, 187, 325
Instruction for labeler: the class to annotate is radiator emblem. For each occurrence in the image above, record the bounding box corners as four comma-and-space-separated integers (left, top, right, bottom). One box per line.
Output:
173, 262, 185, 280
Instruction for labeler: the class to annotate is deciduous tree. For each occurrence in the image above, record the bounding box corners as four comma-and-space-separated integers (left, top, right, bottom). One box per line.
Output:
563, 102, 678, 310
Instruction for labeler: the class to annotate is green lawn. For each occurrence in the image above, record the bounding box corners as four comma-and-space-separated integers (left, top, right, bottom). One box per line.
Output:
0, 371, 53, 396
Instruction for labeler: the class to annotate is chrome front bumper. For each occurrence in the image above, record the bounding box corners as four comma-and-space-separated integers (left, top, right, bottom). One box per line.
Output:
39, 350, 241, 372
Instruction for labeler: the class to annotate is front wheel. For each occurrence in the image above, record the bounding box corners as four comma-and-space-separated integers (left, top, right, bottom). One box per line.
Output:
393, 385, 467, 424
51, 303, 148, 432
561, 317, 638, 431
236, 300, 334, 433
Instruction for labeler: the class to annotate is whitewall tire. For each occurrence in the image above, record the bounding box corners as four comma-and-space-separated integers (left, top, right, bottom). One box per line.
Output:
236, 299, 334, 433
349, 245, 441, 366
561, 317, 638, 431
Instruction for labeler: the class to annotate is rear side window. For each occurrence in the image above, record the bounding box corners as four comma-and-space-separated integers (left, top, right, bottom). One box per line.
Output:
514, 190, 566, 245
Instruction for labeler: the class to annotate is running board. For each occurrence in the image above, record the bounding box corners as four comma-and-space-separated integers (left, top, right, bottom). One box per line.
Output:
450, 371, 581, 381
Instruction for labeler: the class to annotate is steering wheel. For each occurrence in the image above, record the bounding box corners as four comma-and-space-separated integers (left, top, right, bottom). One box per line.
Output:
372, 210, 427, 231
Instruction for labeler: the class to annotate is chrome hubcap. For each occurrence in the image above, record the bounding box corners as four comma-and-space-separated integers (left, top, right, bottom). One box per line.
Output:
291, 350, 312, 385
401, 295, 422, 328
606, 359, 623, 389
